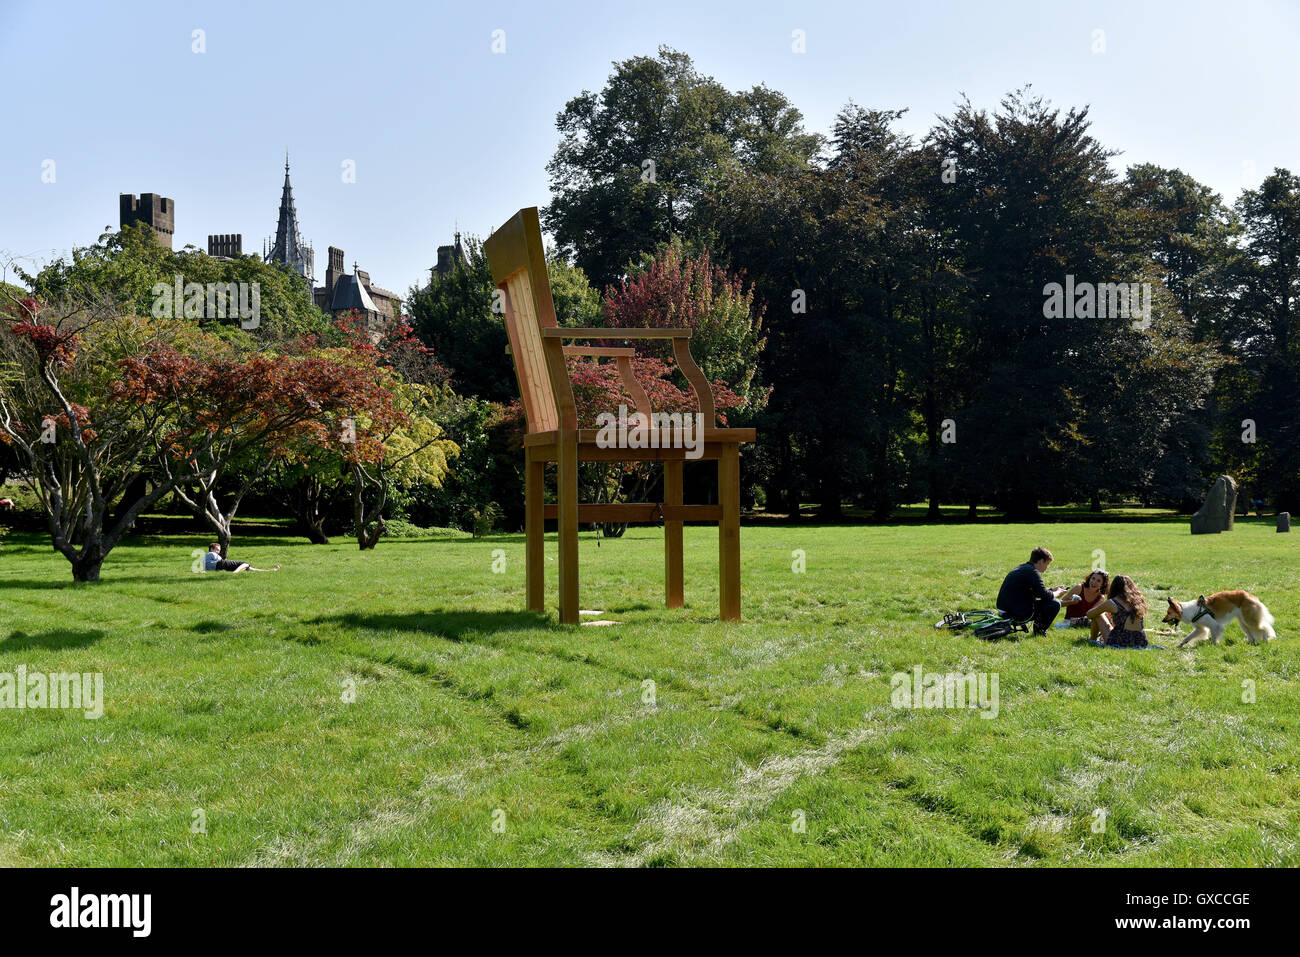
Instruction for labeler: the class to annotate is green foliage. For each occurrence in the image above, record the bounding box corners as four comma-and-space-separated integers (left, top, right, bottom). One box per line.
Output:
603, 238, 768, 415
548, 251, 604, 328
367, 519, 469, 540
398, 389, 522, 532
1227, 169, 1300, 509
464, 501, 503, 538
406, 238, 603, 403
20, 224, 331, 343
544, 46, 822, 289
406, 238, 512, 402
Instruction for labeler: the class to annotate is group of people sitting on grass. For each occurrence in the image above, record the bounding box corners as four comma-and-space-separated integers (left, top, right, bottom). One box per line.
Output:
997, 546, 1149, 648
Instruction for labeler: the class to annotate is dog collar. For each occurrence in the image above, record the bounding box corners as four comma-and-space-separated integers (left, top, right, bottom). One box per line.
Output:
1192, 604, 1216, 623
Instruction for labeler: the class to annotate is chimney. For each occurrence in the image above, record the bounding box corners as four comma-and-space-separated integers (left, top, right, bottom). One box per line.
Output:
326, 246, 345, 291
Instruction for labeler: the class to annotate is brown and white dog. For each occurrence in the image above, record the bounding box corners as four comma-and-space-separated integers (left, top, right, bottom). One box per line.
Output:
1163, 591, 1276, 647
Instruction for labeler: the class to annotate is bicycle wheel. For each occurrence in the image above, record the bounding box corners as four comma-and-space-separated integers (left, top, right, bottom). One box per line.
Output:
935, 613, 972, 630
934, 610, 998, 630
974, 620, 1014, 640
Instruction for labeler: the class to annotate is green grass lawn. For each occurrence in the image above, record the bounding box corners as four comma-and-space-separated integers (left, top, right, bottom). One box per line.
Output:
0, 518, 1296, 866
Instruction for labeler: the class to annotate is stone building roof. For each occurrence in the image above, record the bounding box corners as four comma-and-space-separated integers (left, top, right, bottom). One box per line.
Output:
330, 272, 378, 314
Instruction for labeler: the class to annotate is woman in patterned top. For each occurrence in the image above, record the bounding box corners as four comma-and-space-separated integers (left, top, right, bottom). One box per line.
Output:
1084, 574, 1148, 648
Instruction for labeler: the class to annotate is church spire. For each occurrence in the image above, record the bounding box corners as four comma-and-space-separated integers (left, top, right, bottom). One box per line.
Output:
267, 155, 314, 283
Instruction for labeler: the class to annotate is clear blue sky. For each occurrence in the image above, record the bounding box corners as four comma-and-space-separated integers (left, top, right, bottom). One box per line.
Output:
2, 0, 1296, 299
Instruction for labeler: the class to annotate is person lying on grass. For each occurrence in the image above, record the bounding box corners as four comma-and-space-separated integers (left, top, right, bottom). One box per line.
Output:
1059, 569, 1109, 627
1084, 574, 1148, 647
202, 543, 280, 574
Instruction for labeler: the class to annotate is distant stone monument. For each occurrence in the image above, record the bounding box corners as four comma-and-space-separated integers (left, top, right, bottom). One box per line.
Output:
1191, 475, 1238, 534
1279, 512, 1291, 533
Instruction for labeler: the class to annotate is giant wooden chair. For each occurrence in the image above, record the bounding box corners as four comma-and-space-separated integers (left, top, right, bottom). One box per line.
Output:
483, 207, 754, 624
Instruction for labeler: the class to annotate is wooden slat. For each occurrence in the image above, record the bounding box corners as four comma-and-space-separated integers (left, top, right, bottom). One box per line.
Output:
664, 460, 684, 608
557, 429, 579, 624
719, 444, 741, 621
486, 207, 578, 436
615, 356, 653, 419
562, 346, 636, 357
507, 346, 638, 357
541, 327, 692, 339
525, 446, 544, 612
503, 272, 559, 433
673, 336, 716, 427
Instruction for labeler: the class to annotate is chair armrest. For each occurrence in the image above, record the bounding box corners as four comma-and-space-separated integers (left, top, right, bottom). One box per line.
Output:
506, 345, 637, 357
541, 327, 692, 339
562, 346, 637, 357
540, 327, 717, 427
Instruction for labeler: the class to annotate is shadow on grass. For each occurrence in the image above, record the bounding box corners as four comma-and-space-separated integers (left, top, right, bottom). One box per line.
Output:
309, 608, 550, 642
0, 629, 105, 654
0, 574, 217, 590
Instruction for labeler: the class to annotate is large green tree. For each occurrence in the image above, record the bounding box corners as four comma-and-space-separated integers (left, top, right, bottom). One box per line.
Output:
544, 46, 822, 290
1231, 170, 1300, 509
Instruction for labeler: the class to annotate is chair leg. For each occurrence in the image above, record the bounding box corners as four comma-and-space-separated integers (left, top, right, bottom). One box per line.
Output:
719, 443, 741, 621
557, 429, 580, 625
524, 447, 544, 612
664, 459, 684, 608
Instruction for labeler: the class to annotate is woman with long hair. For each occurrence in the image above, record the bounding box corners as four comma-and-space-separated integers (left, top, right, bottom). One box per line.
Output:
1084, 574, 1148, 648
1061, 569, 1109, 627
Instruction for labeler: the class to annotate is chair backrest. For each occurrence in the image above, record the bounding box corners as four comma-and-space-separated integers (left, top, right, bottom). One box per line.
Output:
483, 207, 576, 433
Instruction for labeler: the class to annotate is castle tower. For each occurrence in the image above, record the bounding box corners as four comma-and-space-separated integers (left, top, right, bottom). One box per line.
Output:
120, 193, 175, 249
325, 246, 345, 293
434, 230, 467, 279
207, 234, 243, 258
265, 155, 313, 282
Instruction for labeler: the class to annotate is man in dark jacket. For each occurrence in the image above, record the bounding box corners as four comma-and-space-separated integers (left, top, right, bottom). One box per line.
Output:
996, 546, 1067, 635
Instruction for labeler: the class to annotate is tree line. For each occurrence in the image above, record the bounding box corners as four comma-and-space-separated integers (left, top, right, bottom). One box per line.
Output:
523, 47, 1298, 519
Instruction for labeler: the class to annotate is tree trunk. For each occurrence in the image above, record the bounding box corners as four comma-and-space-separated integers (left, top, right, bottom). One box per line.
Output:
1004, 496, 1041, 521
71, 547, 104, 582
292, 477, 330, 544
301, 520, 329, 545
352, 464, 388, 550
113, 473, 150, 526
818, 461, 842, 521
